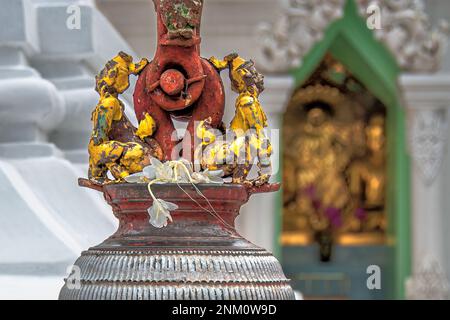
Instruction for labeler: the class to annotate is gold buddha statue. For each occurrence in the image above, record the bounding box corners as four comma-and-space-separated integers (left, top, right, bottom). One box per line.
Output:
348, 115, 386, 232
292, 104, 351, 232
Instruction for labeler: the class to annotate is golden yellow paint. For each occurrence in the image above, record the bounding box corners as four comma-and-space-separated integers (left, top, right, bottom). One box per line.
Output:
195, 118, 217, 146
88, 52, 152, 183
136, 113, 157, 140
209, 56, 230, 71
194, 119, 240, 176
120, 142, 149, 174
208, 53, 272, 186
97, 52, 148, 94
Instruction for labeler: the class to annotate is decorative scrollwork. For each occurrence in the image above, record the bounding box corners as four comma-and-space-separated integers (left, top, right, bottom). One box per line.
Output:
410, 109, 448, 185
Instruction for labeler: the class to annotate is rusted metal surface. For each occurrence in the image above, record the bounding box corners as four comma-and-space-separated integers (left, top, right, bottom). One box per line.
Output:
59, 183, 294, 300
134, 0, 225, 160
158, 0, 203, 42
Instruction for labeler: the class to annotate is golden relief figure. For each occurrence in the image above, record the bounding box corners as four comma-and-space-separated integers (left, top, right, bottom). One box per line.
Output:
294, 106, 351, 230
282, 56, 387, 249
348, 115, 387, 232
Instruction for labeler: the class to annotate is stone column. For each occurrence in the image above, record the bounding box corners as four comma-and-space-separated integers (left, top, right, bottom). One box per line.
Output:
401, 74, 450, 298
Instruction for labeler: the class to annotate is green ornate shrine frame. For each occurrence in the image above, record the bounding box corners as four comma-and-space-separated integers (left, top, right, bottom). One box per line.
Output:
276, 0, 411, 299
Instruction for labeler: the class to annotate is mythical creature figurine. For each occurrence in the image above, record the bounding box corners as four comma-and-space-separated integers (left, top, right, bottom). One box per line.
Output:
88, 1, 274, 188
88, 52, 163, 183
195, 117, 243, 179
208, 53, 273, 186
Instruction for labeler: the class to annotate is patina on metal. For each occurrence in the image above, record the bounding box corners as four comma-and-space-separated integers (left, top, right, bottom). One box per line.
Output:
59, 182, 294, 300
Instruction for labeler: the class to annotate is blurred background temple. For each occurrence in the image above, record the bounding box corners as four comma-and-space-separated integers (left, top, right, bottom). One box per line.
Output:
1, 0, 450, 299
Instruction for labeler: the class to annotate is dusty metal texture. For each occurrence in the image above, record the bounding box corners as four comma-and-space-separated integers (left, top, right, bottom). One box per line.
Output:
59, 183, 295, 300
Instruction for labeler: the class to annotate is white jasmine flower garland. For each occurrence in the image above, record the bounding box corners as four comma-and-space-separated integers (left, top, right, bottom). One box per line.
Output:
125, 157, 230, 229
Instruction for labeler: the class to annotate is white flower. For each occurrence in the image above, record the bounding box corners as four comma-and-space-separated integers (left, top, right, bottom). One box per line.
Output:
191, 172, 206, 183
204, 169, 225, 184
124, 165, 156, 183
126, 158, 225, 229
151, 157, 173, 181
173, 158, 194, 183
143, 165, 156, 180
192, 169, 224, 184
124, 172, 146, 183
148, 199, 178, 228
179, 158, 194, 173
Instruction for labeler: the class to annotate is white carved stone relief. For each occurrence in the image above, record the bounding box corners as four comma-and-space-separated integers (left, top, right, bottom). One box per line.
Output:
258, 0, 449, 73
359, 0, 449, 72
258, 0, 345, 73
410, 109, 448, 185
406, 257, 450, 300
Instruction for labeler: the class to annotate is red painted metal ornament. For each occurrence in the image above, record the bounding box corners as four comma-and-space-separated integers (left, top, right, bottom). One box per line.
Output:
134, 0, 225, 161
59, 0, 294, 300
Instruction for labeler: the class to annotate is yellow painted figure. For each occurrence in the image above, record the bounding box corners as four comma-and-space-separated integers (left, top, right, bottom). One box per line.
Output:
209, 53, 272, 186
195, 117, 245, 177
88, 52, 159, 183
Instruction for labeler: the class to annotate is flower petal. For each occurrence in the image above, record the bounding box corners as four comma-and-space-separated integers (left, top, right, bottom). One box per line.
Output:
174, 163, 191, 183
148, 205, 167, 228
208, 176, 224, 184
143, 166, 156, 180
192, 172, 208, 183
150, 157, 164, 168
180, 158, 194, 173
163, 167, 174, 180
207, 170, 224, 177
160, 199, 179, 211
148, 199, 177, 228
154, 161, 173, 180
124, 172, 145, 183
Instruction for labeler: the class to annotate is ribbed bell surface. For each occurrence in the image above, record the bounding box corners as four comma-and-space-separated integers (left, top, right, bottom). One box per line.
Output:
59, 183, 295, 300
